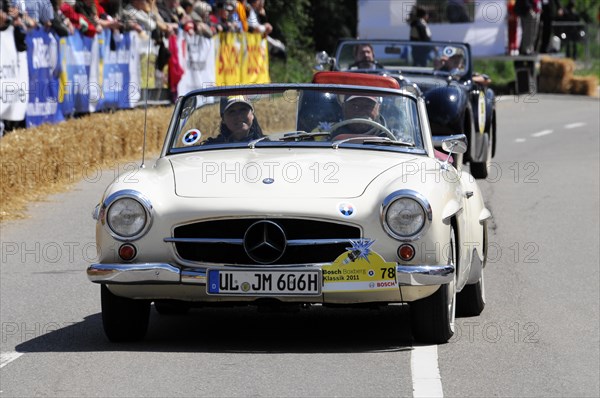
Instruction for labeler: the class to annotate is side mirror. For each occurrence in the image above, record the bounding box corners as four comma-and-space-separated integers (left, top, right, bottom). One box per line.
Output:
432, 134, 468, 169
441, 134, 467, 154
314, 51, 335, 71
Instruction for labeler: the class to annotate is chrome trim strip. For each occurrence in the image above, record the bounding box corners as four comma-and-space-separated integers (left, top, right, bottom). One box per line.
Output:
396, 264, 454, 286
286, 239, 354, 246
164, 237, 354, 246
87, 263, 180, 284
164, 238, 244, 244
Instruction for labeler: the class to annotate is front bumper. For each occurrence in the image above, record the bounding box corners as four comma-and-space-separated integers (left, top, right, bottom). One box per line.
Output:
87, 262, 454, 286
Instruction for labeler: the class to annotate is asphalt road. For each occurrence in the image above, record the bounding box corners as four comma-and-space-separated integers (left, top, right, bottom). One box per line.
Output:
1, 93, 598, 397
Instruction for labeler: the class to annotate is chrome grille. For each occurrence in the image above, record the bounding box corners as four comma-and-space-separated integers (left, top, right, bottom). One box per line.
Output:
168, 219, 361, 265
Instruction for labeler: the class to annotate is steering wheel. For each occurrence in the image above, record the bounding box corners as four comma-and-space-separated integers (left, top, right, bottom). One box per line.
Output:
330, 118, 396, 140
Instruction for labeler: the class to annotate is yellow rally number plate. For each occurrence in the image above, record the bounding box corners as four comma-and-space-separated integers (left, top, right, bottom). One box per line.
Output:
322, 251, 398, 292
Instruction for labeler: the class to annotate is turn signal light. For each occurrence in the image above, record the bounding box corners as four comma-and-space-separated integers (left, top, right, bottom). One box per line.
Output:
398, 244, 415, 261
118, 244, 137, 261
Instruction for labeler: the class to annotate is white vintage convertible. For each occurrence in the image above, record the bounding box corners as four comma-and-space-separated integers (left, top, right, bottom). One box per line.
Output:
88, 72, 491, 344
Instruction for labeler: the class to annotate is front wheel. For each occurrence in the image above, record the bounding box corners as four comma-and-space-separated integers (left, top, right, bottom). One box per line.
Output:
101, 285, 150, 342
456, 270, 486, 317
470, 129, 493, 179
410, 227, 457, 344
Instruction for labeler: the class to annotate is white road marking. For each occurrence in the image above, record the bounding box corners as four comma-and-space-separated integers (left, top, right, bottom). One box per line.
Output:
515, 138, 526, 143
565, 122, 586, 129
532, 129, 553, 138
0, 352, 23, 369
411, 345, 444, 397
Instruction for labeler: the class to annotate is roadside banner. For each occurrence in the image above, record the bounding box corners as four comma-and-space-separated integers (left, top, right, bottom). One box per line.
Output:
61, 31, 94, 115
57, 35, 72, 116
177, 32, 217, 95
25, 27, 63, 127
241, 33, 270, 84
216, 32, 243, 86
0, 26, 29, 121
96, 31, 137, 110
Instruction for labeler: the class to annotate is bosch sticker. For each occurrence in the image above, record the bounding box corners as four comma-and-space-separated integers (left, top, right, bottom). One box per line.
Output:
322, 248, 398, 293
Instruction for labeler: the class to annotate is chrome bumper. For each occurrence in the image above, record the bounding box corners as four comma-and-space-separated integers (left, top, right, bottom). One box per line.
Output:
87, 263, 454, 286
395, 264, 454, 285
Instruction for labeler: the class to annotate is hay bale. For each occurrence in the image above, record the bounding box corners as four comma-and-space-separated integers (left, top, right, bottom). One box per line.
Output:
568, 75, 599, 96
539, 57, 575, 94
0, 107, 172, 221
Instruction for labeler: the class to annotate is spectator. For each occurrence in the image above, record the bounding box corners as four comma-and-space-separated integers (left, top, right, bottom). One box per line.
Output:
50, 0, 74, 36
0, 0, 9, 28
157, 0, 179, 25
234, 0, 247, 31
408, 6, 432, 67
507, 0, 519, 54
247, 0, 271, 35
99, 0, 120, 18
148, 0, 177, 36
251, 0, 285, 58
190, 1, 214, 37
536, 0, 563, 53
24, 0, 55, 27
1, 0, 27, 51
74, 0, 103, 34
214, 0, 241, 32
94, 0, 123, 32
514, 0, 541, 55
179, 0, 192, 25
122, 0, 156, 33
62, 0, 99, 36
446, 0, 470, 23
560, 0, 583, 59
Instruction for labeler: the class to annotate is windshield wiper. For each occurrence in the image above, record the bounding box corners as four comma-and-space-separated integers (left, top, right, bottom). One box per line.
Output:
279, 131, 330, 141
332, 136, 414, 149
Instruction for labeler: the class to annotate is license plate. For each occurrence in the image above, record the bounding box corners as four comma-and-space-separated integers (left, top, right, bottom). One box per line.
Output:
207, 269, 321, 296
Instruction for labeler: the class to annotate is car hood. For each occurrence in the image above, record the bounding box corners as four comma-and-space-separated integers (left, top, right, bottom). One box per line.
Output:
170, 148, 419, 198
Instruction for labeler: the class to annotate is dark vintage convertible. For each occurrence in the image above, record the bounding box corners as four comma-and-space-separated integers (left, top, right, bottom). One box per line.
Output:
316, 39, 497, 179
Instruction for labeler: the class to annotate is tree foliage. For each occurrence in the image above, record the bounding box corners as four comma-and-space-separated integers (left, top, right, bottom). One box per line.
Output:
309, 0, 357, 54
265, 0, 358, 82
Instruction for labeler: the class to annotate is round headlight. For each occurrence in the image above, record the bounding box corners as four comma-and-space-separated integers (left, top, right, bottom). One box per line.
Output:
384, 196, 429, 239
386, 198, 425, 236
107, 197, 147, 238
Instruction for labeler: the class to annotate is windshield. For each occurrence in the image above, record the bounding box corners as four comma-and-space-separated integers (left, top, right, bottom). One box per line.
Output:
335, 41, 470, 78
168, 87, 425, 153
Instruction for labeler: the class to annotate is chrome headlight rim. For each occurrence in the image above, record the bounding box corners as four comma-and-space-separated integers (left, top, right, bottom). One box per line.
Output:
381, 189, 432, 241
102, 190, 153, 241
